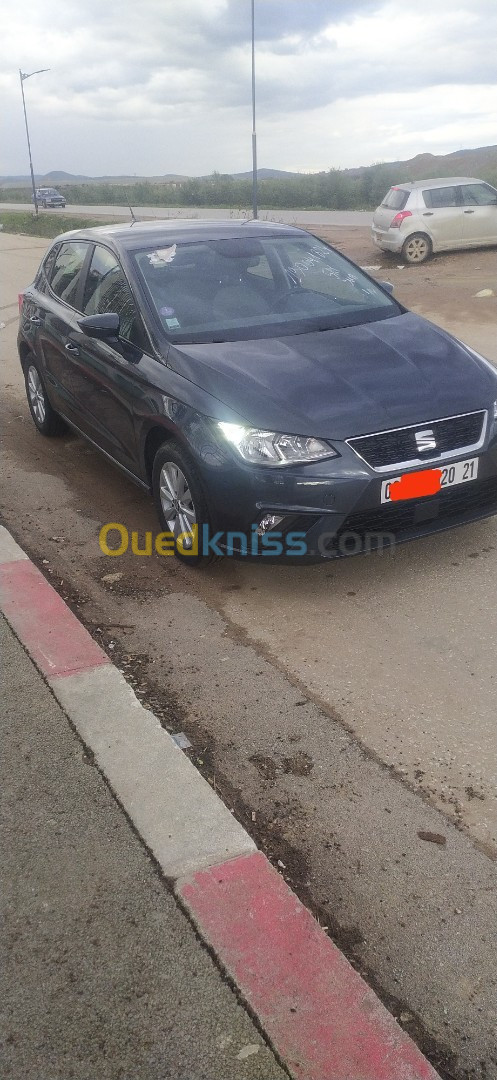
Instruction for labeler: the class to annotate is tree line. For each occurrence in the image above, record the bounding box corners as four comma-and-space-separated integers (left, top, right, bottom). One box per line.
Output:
2, 161, 496, 210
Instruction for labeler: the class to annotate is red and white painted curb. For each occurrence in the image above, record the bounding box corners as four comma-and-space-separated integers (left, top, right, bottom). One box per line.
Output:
0, 524, 439, 1080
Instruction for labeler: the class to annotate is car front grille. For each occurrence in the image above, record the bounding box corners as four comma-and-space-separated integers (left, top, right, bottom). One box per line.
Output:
325, 476, 497, 555
347, 411, 486, 470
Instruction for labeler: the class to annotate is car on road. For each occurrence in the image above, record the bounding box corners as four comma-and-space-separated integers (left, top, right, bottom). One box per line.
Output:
32, 187, 66, 208
372, 176, 497, 263
17, 219, 497, 564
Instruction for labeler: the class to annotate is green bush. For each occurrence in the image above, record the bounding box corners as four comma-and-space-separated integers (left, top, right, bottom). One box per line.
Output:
0, 211, 118, 238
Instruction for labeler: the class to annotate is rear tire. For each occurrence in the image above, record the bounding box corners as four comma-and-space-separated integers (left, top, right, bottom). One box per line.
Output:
152, 441, 217, 567
24, 358, 66, 436
401, 233, 432, 265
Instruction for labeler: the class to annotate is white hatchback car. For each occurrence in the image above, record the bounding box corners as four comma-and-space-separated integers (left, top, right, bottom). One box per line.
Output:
372, 176, 497, 264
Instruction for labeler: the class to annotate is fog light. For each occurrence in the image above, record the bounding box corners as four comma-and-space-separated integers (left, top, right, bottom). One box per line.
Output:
256, 514, 284, 536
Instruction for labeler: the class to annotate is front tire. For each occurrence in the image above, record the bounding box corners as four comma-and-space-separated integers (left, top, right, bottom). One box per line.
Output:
152, 441, 216, 567
24, 359, 66, 436
401, 233, 432, 265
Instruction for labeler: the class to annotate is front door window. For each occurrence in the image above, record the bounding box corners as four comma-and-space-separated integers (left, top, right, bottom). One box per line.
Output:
83, 246, 147, 349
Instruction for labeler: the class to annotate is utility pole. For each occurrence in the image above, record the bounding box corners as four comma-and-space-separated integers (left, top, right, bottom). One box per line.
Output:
19, 68, 49, 216
251, 0, 258, 219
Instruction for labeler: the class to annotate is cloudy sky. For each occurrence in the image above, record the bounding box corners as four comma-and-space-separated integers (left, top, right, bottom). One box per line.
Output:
2, 0, 496, 177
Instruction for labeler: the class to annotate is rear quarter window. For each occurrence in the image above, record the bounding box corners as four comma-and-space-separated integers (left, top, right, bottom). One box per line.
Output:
381, 188, 409, 210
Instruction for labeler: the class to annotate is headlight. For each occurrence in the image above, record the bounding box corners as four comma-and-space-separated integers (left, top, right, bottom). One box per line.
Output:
218, 422, 337, 466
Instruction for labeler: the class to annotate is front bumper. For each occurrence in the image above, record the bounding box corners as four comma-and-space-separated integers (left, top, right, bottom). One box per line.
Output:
200, 437, 497, 562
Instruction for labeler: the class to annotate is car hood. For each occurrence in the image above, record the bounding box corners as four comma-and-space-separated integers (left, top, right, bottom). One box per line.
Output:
169, 312, 497, 439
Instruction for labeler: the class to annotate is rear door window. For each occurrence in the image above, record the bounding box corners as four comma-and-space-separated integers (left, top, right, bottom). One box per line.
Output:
36, 244, 60, 291
422, 186, 458, 208
381, 188, 409, 210
49, 241, 89, 308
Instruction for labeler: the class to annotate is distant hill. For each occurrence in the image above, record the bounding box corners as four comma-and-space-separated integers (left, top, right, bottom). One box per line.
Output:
0, 171, 188, 187
229, 168, 301, 181
2, 145, 496, 188
1, 168, 297, 186
346, 145, 497, 181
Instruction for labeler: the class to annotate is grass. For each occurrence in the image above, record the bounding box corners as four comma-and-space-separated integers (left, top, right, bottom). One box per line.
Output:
0, 210, 120, 239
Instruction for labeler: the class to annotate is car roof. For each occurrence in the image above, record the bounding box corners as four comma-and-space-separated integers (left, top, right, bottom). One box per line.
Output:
50, 217, 304, 252
393, 176, 486, 191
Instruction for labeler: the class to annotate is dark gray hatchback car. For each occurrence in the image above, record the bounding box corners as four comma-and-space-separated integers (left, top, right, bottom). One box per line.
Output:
17, 219, 497, 564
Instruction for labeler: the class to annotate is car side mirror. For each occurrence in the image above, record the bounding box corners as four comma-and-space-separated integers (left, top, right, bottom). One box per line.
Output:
379, 281, 394, 294
78, 312, 120, 339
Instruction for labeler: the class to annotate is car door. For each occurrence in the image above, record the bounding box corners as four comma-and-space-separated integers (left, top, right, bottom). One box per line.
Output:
459, 182, 497, 244
420, 185, 465, 249
35, 239, 93, 424
66, 243, 153, 473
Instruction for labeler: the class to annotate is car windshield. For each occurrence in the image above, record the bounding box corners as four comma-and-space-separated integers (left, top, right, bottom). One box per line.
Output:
132, 235, 400, 344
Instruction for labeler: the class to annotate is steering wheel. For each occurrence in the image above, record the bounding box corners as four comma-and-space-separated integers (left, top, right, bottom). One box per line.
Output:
272, 285, 308, 312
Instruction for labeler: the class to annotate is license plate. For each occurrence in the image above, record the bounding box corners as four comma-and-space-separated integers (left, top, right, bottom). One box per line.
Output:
381, 457, 479, 504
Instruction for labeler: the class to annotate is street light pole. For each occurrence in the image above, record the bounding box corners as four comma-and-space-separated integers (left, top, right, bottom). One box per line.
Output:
19, 68, 49, 216
251, 0, 258, 219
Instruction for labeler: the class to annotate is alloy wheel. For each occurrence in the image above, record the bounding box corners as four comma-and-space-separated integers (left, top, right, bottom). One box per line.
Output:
27, 365, 46, 425
159, 461, 196, 547
403, 236, 430, 263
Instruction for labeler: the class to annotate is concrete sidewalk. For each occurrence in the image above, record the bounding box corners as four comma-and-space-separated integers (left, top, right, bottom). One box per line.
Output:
0, 614, 286, 1080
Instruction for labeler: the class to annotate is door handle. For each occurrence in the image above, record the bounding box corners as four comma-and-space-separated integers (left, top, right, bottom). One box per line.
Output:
463, 209, 475, 214
29, 315, 41, 325
422, 212, 434, 216
65, 341, 80, 355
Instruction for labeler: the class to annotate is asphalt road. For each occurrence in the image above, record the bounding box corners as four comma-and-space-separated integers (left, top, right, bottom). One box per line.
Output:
1, 232, 496, 1079
0, 201, 373, 225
